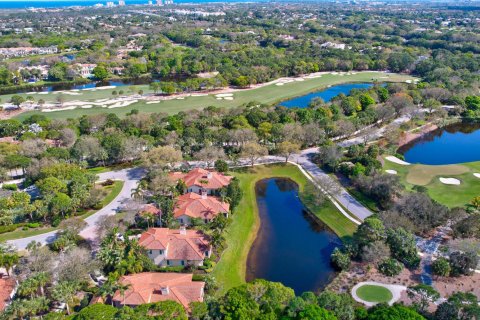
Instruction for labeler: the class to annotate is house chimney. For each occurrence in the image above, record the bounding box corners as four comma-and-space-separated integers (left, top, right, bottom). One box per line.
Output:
201, 190, 208, 199
160, 286, 169, 295
207, 172, 213, 179
179, 226, 186, 235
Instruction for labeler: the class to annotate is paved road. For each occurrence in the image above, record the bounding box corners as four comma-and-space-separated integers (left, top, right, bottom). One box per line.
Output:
8, 167, 144, 250
293, 149, 373, 221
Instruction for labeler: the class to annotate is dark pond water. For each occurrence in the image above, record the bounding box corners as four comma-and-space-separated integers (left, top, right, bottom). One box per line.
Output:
400, 122, 480, 165
279, 82, 373, 108
246, 178, 341, 294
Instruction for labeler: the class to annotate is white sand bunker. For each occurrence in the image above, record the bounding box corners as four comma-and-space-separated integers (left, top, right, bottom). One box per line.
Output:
42, 106, 77, 112
224, 97, 234, 100
275, 83, 284, 86
385, 170, 397, 175
439, 177, 461, 185
473, 173, 480, 178
385, 156, 410, 166
215, 93, 233, 98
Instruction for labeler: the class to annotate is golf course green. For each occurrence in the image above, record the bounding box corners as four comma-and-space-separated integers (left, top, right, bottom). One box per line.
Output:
356, 284, 393, 303
383, 156, 480, 208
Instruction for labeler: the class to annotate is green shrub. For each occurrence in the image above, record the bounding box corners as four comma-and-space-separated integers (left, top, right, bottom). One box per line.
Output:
432, 258, 451, 277
378, 258, 403, 276
27, 222, 41, 228
2, 184, 17, 191
0, 224, 21, 234
101, 179, 115, 186
331, 248, 351, 270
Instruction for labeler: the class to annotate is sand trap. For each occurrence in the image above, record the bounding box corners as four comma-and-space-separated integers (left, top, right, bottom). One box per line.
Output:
385, 170, 397, 175
405, 80, 412, 83
42, 106, 77, 112
216, 98, 223, 100
439, 177, 461, 185
473, 173, 480, 178
224, 97, 234, 100
191, 93, 208, 97
385, 156, 410, 165
215, 93, 233, 98
295, 78, 305, 82
107, 100, 137, 109
176, 97, 185, 100
275, 83, 284, 86
37, 92, 49, 95
81, 105, 93, 109
146, 101, 161, 104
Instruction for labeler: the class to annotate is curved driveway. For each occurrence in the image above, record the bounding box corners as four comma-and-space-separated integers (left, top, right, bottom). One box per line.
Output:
8, 167, 144, 250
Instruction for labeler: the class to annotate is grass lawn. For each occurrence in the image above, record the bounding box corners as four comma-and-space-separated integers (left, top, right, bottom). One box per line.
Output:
383, 156, 480, 208
13, 72, 415, 121
211, 163, 357, 295
356, 284, 393, 303
0, 181, 124, 242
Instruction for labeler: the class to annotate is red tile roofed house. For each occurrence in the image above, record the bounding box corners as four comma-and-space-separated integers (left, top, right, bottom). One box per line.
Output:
112, 272, 204, 310
174, 192, 229, 225
139, 227, 211, 267
169, 168, 233, 195
0, 276, 16, 312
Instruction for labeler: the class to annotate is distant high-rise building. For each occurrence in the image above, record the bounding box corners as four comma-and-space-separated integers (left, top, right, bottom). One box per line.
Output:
118, 0, 125, 5
106, 1, 115, 7
156, 0, 163, 5
148, 0, 152, 4
164, 0, 173, 4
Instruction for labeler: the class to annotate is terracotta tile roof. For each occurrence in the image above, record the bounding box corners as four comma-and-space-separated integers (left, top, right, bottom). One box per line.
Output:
112, 272, 204, 309
0, 137, 19, 144
140, 204, 162, 216
169, 168, 232, 190
174, 193, 230, 220
0, 276, 15, 311
139, 228, 210, 261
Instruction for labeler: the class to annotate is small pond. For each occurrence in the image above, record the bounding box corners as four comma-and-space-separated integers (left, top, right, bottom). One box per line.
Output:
246, 178, 341, 294
279, 82, 374, 108
400, 122, 480, 165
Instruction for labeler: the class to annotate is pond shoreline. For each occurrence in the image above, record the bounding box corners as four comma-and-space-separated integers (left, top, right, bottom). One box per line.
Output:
246, 177, 340, 294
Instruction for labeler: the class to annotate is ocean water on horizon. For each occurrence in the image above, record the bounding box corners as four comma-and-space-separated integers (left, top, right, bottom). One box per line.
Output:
0, 0, 264, 9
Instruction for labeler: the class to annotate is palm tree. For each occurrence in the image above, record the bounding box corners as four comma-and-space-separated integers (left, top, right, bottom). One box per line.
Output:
98, 278, 119, 306
32, 272, 50, 297
52, 281, 79, 315
0, 253, 19, 276
131, 180, 147, 200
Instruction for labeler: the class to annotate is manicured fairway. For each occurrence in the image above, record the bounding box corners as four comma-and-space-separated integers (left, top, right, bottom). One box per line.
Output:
356, 284, 393, 303
383, 156, 480, 208
13, 72, 415, 120
212, 163, 357, 295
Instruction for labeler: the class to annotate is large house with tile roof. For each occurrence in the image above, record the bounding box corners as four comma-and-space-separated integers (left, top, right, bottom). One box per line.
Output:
112, 272, 204, 310
169, 168, 233, 195
174, 192, 230, 225
139, 227, 211, 267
